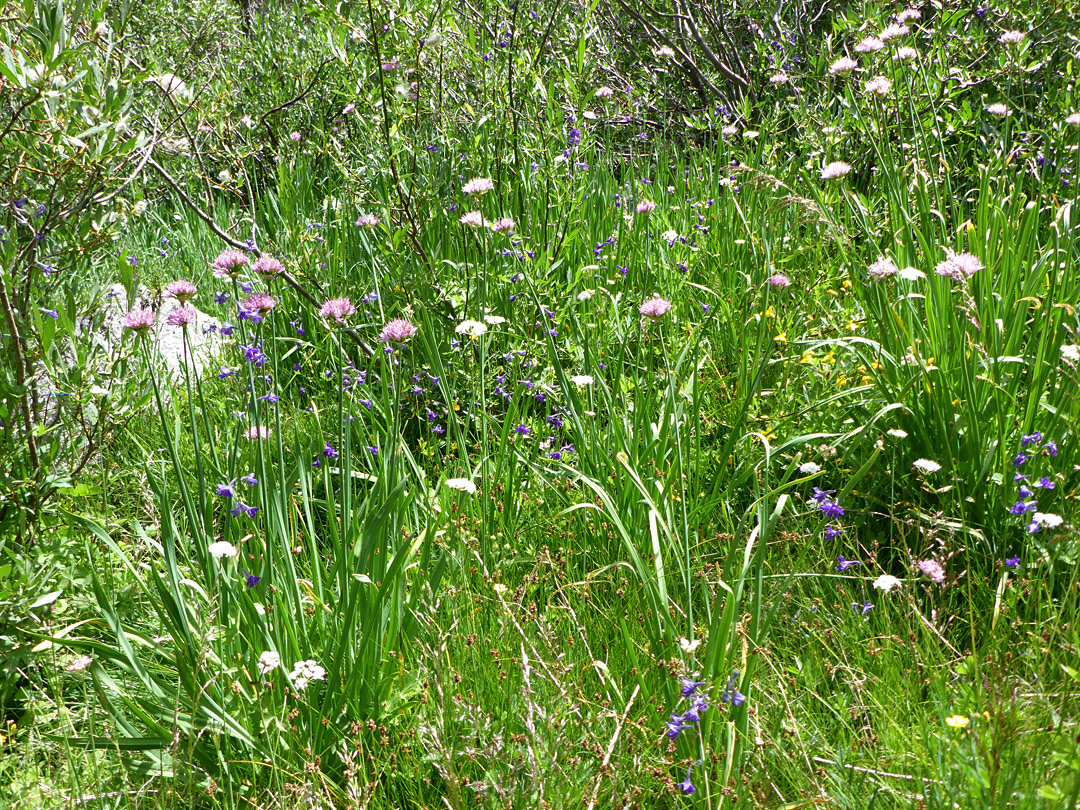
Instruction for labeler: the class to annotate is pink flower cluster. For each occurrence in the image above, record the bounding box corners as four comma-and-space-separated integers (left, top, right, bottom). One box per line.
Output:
319, 297, 356, 324
165, 279, 197, 303
379, 318, 418, 344
212, 249, 249, 279
934, 249, 983, 282
242, 293, 277, 314
123, 308, 156, 334
166, 306, 196, 327
253, 256, 284, 278
639, 296, 672, 321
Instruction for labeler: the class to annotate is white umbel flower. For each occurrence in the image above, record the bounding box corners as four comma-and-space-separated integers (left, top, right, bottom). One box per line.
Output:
288, 659, 326, 691
258, 651, 281, 675
208, 541, 238, 559
913, 458, 942, 474
873, 574, 903, 593
445, 478, 477, 494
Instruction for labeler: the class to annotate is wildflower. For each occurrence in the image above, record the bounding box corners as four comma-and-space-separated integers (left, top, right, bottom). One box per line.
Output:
897, 8, 921, 22
945, 715, 970, 729
288, 659, 326, 691
820, 161, 852, 180
986, 103, 1009, 117
67, 655, 93, 672
1009, 500, 1036, 515
367, 445, 378, 457
165, 280, 197, 303
934, 249, 984, 282
490, 217, 516, 233
1046, 440, 1059, 457
918, 559, 946, 583
811, 487, 836, 503
873, 574, 902, 592
242, 293, 277, 315
824, 524, 843, 539
252, 256, 284, 278
680, 678, 707, 697
656, 45, 675, 58
913, 458, 942, 474
855, 36, 884, 53
769, 71, 789, 85
1021, 431, 1043, 447
516, 424, 530, 437
241, 569, 261, 588
1005, 556, 1020, 568
446, 478, 478, 494
356, 213, 380, 227
835, 556, 860, 571
462, 177, 495, 194
289, 131, 301, 142
895, 46, 918, 60
799, 461, 821, 474
257, 651, 280, 675
720, 670, 745, 706
595, 86, 614, 98
1013, 452, 1029, 467
166, 306, 196, 327
639, 296, 672, 321
319, 297, 355, 324
829, 56, 858, 76
853, 601, 874, 615
244, 426, 270, 440
768, 273, 791, 287
998, 30, 1025, 45
898, 266, 925, 281
635, 199, 656, 214
459, 211, 486, 227
868, 257, 898, 280
39, 308, 58, 320
208, 541, 238, 559
217, 480, 237, 499
455, 319, 488, 337
677, 768, 696, 795
819, 499, 844, 519
122, 308, 156, 335
665, 714, 688, 739
214, 291, 230, 305
379, 318, 418, 344
1067, 113, 1080, 128
570, 374, 594, 387
864, 76, 892, 96
211, 249, 249, 279
879, 23, 909, 41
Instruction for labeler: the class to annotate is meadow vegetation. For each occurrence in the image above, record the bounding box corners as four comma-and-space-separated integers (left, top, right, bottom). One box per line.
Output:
2, 0, 1080, 807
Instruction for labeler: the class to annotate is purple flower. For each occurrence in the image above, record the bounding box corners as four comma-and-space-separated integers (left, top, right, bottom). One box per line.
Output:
665, 714, 687, 740
834, 556, 860, 571
230, 501, 249, 517
1021, 431, 1043, 447
677, 768, 696, 795
432, 424, 445, 435
811, 487, 835, 503
516, 424, 530, 436
1005, 556, 1020, 568
217, 480, 237, 499
367, 446, 378, 457
323, 442, 339, 458
246, 505, 259, 518
241, 474, 258, 487
1009, 500, 1036, 515
819, 499, 844, 520
824, 523, 843, 540
1013, 452, 1029, 467
39, 308, 58, 320
241, 569, 261, 588
680, 678, 706, 698
1046, 441, 1058, 457
852, 601, 874, 615
720, 670, 745, 706
1034, 477, 1055, 490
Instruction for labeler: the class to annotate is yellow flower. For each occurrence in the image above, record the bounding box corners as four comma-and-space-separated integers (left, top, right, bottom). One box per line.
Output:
945, 715, 970, 729
764, 305, 775, 319
841, 279, 852, 290
775, 332, 788, 343
799, 351, 815, 365
823, 349, 836, 365
846, 320, 859, 332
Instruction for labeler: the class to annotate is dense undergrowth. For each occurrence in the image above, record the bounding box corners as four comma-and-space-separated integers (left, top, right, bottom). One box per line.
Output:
2, 0, 1080, 807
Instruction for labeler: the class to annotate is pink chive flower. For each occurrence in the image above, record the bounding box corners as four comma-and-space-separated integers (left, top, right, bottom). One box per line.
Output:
459, 211, 486, 228
867, 257, 899, 280
998, 30, 1025, 45
164, 280, 197, 304
820, 161, 852, 181
242, 293, 277, 315
211, 249, 249, 279
356, 213, 380, 227
379, 318, 418, 344
768, 273, 791, 287
490, 217, 516, 233
462, 177, 495, 194
829, 56, 858, 76
123, 308, 156, 335
319, 297, 356, 324
934, 249, 984, 282
166, 306, 197, 327
636, 199, 657, 214
917, 559, 945, 584
244, 426, 270, 440
252, 256, 284, 279
854, 37, 884, 53
639, 296, 672, 321
289, 131, 302, 142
